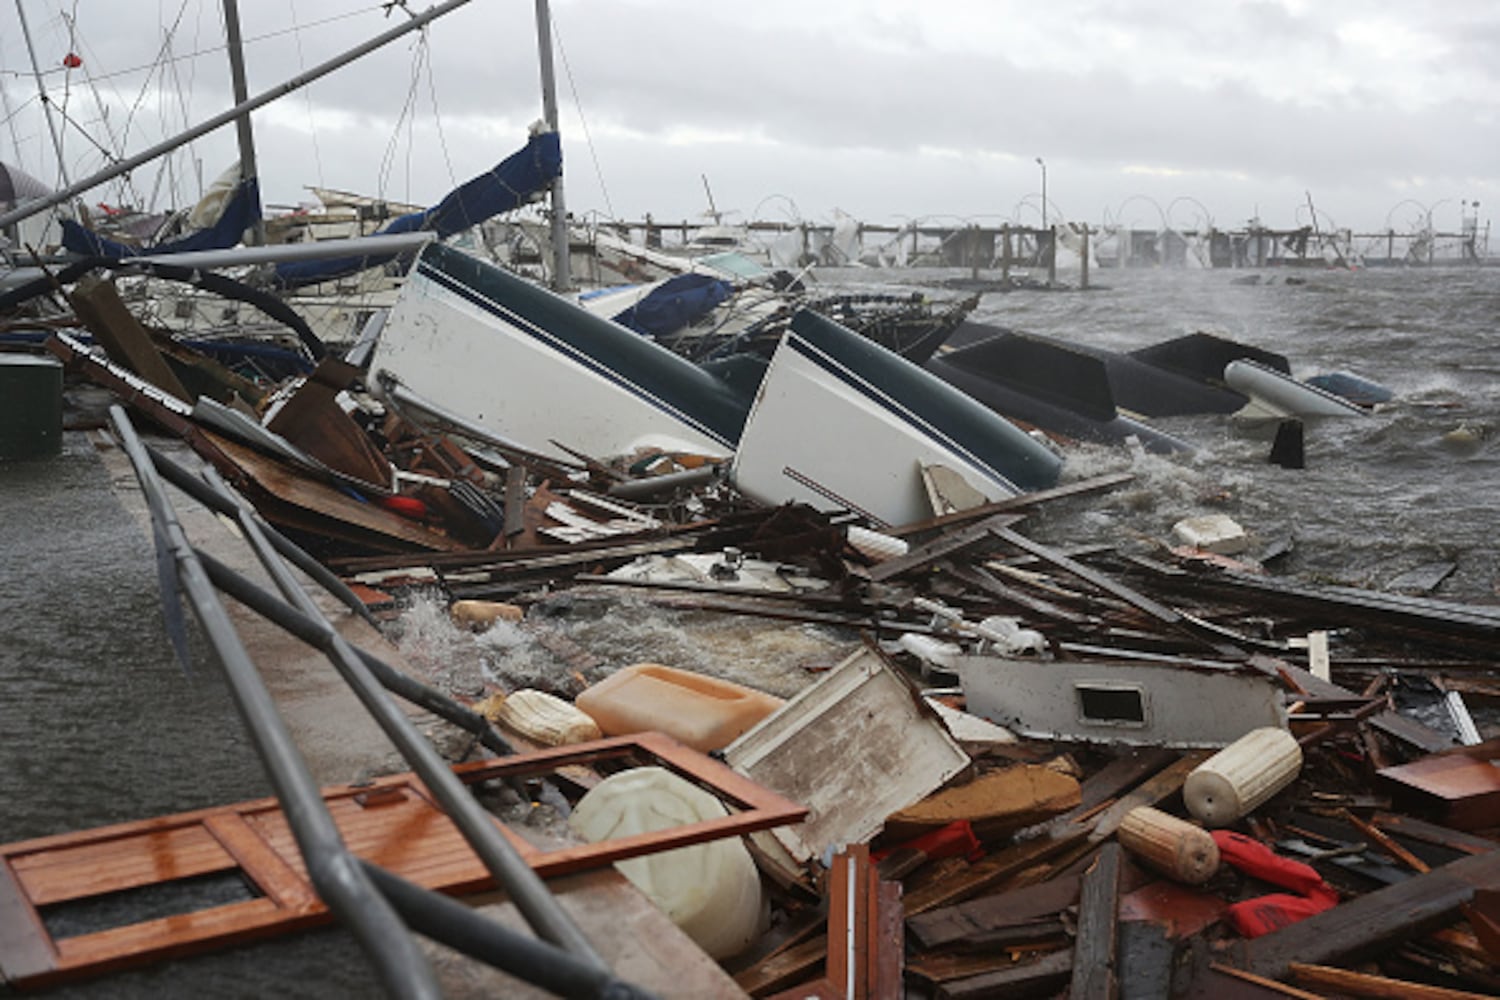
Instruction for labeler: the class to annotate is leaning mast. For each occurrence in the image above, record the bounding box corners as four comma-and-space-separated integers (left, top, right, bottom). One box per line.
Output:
534, 0, 571, 291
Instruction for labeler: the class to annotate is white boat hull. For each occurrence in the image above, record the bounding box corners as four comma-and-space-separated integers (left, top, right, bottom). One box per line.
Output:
730, 310, 1061, 527
369, 244, 745, 462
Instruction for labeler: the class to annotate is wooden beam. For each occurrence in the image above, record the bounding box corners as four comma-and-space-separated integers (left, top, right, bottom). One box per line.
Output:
1088, 752, 1210, 843
1289, 962, 1495, 1000
936, 948, 1073, 999
863, 513, 1025, 583
1070, 842, 1123, 1000
890, 471, 1134, 538
1235, 848, 1500, 979
904, 829, 1089, 915
907, 875, 1079, 950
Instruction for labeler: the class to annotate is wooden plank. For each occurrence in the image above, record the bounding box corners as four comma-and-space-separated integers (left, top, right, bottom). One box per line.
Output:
68, 274, 190, 402
13, 825, 232, 906
0, 859, 56, 983
1289, 962, 1495, 1000
51, 898, 313, 980
1237, 848, 1500, 979
1070, 842, 1123, 1000
907, 874, 1080, 950
208, 433, 467, 553
890, 471, 1134, 538
1208, 963, 1327, 999
1337, 810, 1431, 874
864, 512, 1025, 583
1118, 920, 1174, 1000
991, 525, 1182, 626
825, 845, 858, 997
1088, 752, 1209, 843
1371, 813, 1499, 857
872, 879, 903, 1000
936, 947, 1073, 998
735, 935, 825, 997
905, 828, 1088, 915
202, 813, 318, 911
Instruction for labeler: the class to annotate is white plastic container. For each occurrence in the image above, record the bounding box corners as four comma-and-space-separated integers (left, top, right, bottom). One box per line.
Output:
1184, 726, 1303, 827
569, 766, 764, 959
575, 663, 783, 752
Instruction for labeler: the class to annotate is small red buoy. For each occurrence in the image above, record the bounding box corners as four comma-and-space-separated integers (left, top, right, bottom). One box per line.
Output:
62, 53, 82, 69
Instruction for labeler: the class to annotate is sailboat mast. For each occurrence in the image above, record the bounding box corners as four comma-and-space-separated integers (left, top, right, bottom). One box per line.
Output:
534, 0, 572, 291
221, 0, 264, 245
14, 0, 72, 188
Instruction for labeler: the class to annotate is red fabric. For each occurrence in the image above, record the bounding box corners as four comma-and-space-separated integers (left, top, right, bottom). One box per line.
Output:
873, 820, 983, 864
1212, 830, 1341, 937
62, 52, 82, 69
1211, 830, 1324, 895
376, 495, 428, 519
1224, 885, 1339, 937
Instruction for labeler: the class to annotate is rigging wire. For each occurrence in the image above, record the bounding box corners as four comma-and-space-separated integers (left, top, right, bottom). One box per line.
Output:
286, 0, 330, 201
550, 11, 614, 221
377, 27, 428, 206
420, 29, 456, 191
0, 6, 371, 88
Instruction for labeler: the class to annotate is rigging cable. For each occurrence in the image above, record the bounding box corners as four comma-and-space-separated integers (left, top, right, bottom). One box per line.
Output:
377, 25, 428, 205
286, 0, 330, 199
550, 10, 614, 221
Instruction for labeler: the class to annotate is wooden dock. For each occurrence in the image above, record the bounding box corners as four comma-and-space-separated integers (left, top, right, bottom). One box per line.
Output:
0, 733, 805, 991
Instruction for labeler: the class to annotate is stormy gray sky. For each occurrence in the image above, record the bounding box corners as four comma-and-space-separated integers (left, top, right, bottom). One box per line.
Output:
3, 0, 1496, 235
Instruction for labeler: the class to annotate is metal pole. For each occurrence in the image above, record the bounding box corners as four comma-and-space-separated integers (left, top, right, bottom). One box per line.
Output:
535, 0, 572, 291
203, 465, 609, 971
361, 863, 658, 1000
221, 0, 265, 245
1036, 157, 1047, 232
0, 0, 476, 230
108, 406, 441, 1000
14, 0, 71, 188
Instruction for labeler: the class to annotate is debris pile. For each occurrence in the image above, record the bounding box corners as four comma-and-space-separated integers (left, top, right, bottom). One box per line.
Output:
2, 259, 1496, 999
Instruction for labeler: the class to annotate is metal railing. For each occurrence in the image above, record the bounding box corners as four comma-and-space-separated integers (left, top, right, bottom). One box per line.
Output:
109, 405, 653, 999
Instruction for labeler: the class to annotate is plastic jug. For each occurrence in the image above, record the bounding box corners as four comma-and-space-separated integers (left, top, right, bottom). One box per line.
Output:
569, 766, 764, 959
575, 663, 784, 752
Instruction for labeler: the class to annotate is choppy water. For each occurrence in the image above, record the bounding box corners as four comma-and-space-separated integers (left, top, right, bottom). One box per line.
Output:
972, 265, 1500, 600
1, 263, 1496, 995
0, 436, 381, 997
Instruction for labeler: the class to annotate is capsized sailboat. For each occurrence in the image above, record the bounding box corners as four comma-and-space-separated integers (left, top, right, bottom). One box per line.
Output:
367, 242, 751, 462
730, 309, 1064, 526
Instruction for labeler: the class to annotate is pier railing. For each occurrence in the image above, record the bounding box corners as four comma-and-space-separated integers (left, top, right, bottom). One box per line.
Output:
109, 405, 655, 999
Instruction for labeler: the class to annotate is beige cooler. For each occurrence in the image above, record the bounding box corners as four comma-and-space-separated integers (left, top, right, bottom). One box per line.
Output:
576, 663, 784, 752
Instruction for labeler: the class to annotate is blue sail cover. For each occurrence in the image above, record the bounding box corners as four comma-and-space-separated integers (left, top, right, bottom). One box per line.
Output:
271, 130, 562, 290
60, 177, 262, 258
612, 273, 732, 337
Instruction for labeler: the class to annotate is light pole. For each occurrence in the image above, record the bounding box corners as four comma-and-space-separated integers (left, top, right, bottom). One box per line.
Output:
1035, 157, 1047, 231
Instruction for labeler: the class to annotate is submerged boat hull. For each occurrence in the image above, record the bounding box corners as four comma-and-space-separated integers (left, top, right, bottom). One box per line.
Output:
1225, 359, 1368, 418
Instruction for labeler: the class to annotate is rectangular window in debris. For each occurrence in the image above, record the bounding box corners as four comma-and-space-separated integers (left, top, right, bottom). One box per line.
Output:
1075, 683, 1147, 727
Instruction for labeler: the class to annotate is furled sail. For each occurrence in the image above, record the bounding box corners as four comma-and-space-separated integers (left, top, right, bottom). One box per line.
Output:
60, 176, 262, 259
271, 129, 562, 290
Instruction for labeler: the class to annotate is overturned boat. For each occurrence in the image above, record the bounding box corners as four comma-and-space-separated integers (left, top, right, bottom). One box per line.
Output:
367, 242, 751, 462
944, 324, 1293, 418
730, 309, 1063, 526
1224, 358, 1369, 419
924, 327, 1194, 454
